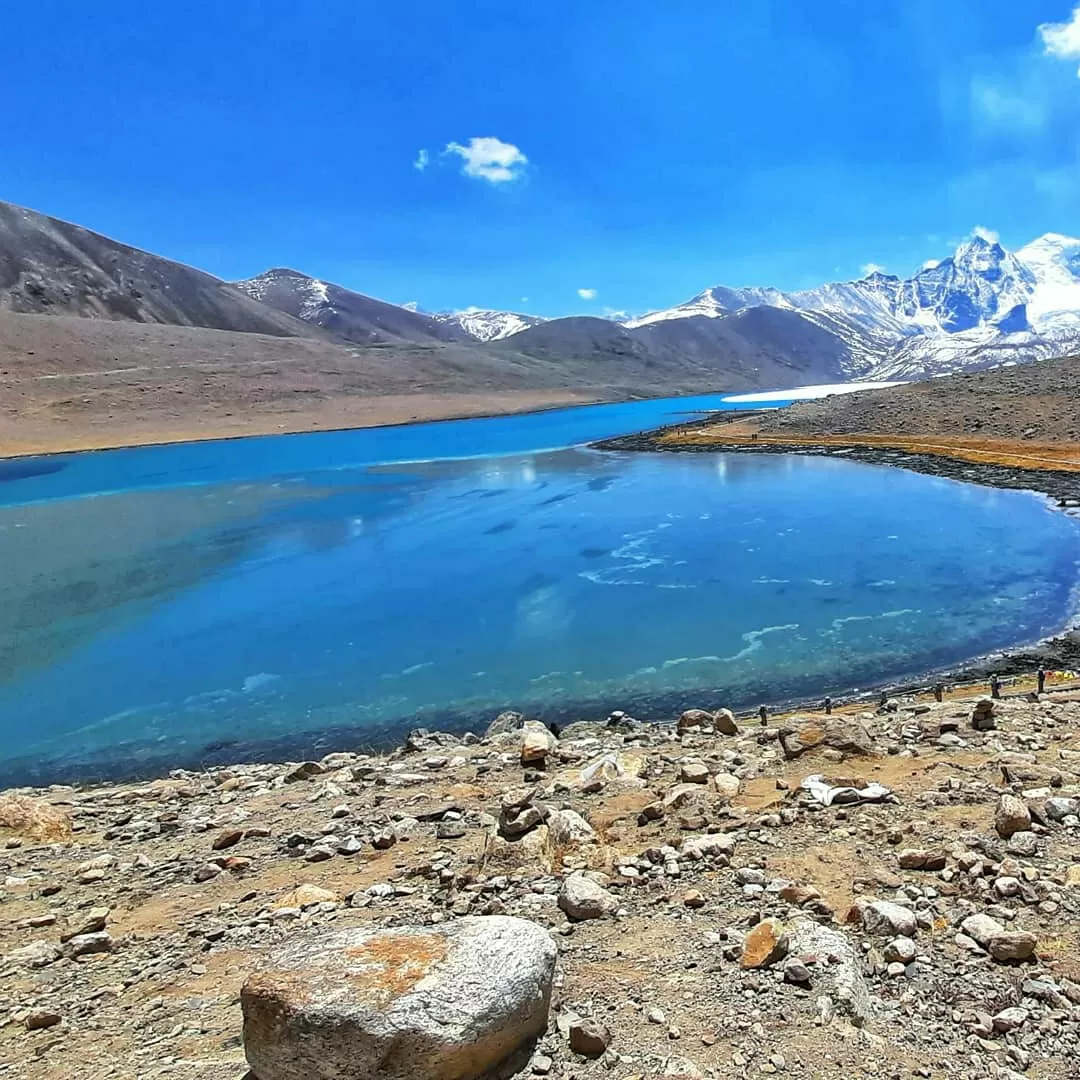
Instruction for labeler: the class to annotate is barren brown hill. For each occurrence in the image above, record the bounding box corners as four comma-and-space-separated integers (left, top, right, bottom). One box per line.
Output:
649, 353, 1080, 473
0, 310, 602, 456
750, 353, 1080, 444
0, 200, 317, 337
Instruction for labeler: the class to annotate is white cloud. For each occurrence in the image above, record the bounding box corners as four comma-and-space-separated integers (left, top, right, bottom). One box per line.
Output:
861, 262, 885, 276
402, 301, 420, 311
520, 296, 529, 303
922, 258, 941, 270
1040, 6, 1080, 73
973, 225, 1000, 243
444, 137, 527, 183
414, 149, 429, 172
603, 307, 631, 321
577, 288, 598, 300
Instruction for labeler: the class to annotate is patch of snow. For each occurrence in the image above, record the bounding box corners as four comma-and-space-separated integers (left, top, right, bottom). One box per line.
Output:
435, 309, 546, 341
721, 381, 903, 404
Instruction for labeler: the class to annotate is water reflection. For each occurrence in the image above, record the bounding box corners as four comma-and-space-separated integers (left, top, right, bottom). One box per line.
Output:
0, 446, 1077, 785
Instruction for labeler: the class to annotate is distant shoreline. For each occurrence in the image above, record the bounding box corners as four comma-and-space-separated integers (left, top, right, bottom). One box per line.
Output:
0, 388, 613, 460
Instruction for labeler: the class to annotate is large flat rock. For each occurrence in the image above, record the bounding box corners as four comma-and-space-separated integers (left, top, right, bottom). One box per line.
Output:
242, 915, 557, 1080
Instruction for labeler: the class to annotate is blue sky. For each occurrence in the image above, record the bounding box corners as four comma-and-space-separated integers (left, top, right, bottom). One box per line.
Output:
4, 1, 1080, 318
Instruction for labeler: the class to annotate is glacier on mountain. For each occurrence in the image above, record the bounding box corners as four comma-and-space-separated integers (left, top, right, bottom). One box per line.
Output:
621, 231, 1080, 380
433, 308, 546, 342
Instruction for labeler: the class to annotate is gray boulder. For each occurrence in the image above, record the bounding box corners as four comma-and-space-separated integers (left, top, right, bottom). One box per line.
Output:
788, 919, 873, 1026
960, 912, 1004, 949
995, 794, 1031, 838
546, 809, 596, 848
558, 873, 617, 920
485, 711, 525, 738
242, 916, 557, 1080
858, 900, 916, 938
779, 716, 874, 760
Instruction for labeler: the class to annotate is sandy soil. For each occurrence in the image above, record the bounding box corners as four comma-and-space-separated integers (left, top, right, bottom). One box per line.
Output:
0, 388, 601, 457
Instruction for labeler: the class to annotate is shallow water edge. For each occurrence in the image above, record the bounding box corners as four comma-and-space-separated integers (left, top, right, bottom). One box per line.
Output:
596, 430, 1080, 683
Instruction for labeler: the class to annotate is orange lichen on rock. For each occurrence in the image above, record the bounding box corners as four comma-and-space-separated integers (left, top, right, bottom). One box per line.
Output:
344, 933, 448, 1004
0, 794, 73, 842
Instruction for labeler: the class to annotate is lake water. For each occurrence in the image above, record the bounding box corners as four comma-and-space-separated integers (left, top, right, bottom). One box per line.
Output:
2, 393, 1079, 785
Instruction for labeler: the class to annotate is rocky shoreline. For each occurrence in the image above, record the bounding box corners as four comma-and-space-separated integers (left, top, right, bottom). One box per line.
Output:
5, 690, 1080, 1079
595, 425, 1080, 690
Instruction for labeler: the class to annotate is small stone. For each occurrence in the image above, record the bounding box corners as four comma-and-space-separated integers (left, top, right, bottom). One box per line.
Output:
61, 907, 109, 942
194, 862, 222, 882
683, 889, 706, 909
24, 1011, 62, 1031
5, 940, 62, 968
741, 919, 789, 969
996, 794, 1031, 838
647, 1006, 667, 1024
988, 931, 1037, 963
521, 724, 555, 765
960, 912, 1004, 948
714, 708, 738, 736
1007, 831, 1038, 856
713, 773, 741, 799
884, 937, 916, 964
680, 761, 710, 785
858, 900, 916, 938
532, 1053, 554, 1075
569, 1017, 610, 1057
284, 761, 325, 782
558, 874, 617, 921
783, 960, 812, 986
993, 1007, 1028, 1033
678, 709, 714, 733
372, 827, 398, 849
212, 828, 244, 851
897, 849, 946, 871
64, 931, 113, 958
281, 884, 340, 909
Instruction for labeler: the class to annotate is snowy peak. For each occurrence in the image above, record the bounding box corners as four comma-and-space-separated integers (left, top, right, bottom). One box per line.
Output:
434, 308, 546, 341
234, 268, 459, 345
617, 229, 1080, 382
1015, 233, 1080, 331
237, 268, 333, 321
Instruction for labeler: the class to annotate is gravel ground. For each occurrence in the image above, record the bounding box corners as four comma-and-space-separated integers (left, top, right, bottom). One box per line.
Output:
5, 687, 1080, 1079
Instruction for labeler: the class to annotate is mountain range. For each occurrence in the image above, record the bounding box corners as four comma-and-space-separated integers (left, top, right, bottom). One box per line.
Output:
430, 232, 1080, 382
3, 197, 1080, 415
232, 230, 1080, 384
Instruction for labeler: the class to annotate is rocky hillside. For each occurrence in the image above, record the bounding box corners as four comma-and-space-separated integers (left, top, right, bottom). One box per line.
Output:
0, 201, 314, 337
4, 686, 1080, 1079
234, 268, 468, 346
501, 306, 854, 390
746, 352, 1080, 444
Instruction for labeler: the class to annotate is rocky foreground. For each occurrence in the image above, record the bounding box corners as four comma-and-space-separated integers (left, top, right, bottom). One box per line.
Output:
5, 691, 1080, 1080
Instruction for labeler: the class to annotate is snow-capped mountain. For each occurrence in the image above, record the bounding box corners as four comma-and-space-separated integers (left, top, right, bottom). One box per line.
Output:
434, 308, 547, 342
234, 268, 464, 345
623, 232, 1080, 380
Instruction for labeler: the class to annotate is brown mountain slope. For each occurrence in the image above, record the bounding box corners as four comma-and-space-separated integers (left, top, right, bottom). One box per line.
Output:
647, 353, 1080, 473
233, 267, 468, 345
750, 354, 1080, 443
0, 201, 316, 337
0, 310, 602, 456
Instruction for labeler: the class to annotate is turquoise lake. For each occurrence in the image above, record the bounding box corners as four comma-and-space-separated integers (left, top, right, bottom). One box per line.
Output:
2, 393, 1079, 785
